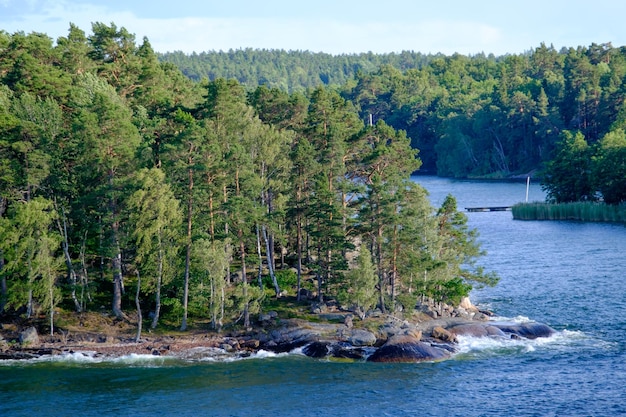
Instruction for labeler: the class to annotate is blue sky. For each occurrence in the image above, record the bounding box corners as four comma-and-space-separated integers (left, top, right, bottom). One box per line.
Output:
1, 0, 624, 55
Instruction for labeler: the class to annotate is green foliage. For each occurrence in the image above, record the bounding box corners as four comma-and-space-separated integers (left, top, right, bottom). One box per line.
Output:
337, 246, 378, 319
542, 131, 595, 203
129, 168, 183, 272
0, 22, 509, 326
128, 167, 183, 328
432, 277, 472, 306
592, 130, 626, 204
160, 296, 184, 325
229, 283, 264, 325
157, 42, 615, 181
271, 269, 298, 290
159, 49, 435, 92
191, 238, 232, 330
432, 195, 499, 289
0, 197, 63, 326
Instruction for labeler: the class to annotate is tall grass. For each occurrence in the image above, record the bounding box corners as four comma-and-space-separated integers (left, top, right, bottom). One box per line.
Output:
512, 202, 626, 223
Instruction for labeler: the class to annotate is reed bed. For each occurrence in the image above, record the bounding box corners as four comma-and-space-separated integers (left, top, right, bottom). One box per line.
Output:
512, 202, 626, 223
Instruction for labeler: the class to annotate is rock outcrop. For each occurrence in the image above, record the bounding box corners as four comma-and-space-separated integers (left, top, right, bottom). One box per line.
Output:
492, 322, 556, 339
431, 326, 458, 343
302, 341, 368, 361
448, 323, 506, 338
0, 310, 558, 362
366, 334, 452, 363
19, 327, 40, 347
448, 321, 556, 340
347, 329, 377, 347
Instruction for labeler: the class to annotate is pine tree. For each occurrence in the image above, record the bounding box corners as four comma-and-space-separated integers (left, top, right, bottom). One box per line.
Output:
0, 197, 62, 327
542, 130, 595, 203
72, 74, 142, 318
340, 245, 377, 320
128, 168, 183, 329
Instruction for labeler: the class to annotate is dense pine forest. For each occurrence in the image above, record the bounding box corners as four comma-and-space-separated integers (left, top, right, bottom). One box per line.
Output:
158, 49, 438, 91
0, 23, 498, 333
1, 22, 624, 334
163, 42, 626, 188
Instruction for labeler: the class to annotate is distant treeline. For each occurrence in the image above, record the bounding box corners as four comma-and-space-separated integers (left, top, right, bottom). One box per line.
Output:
158, 49, 442, 91
162, 43, 626, 183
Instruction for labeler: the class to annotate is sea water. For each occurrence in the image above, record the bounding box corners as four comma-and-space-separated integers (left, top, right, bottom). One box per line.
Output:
1, 176, 625, 416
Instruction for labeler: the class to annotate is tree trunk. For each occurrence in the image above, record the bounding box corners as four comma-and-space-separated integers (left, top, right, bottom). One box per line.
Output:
135, 270, 142, 342
262, 225, 280, 297
239, 229, 249, 328
296, 210, 303, 301
219, 244, 227, 331
49, 284, 54, 336
223, 185, 229, 239
317, 242, 324, 303
180, 167, 193, 331
151, 246, 164, 329
325, 247, 332, 302
112, 250, 124, 319
109, 167, 124, 319
26, 288, 33, 318
181, 223, 191, 331
209, 193, 215, 240
209, 268, 216, 329
0, 256, 6, 314
58, 208, 81, 312
79, 231, 91, 310
376, 202, 386, 314
256, 224, 263, 290
391, 225, 399, 306
265, 189, 277, 276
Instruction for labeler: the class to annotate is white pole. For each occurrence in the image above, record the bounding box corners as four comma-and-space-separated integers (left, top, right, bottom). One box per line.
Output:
525, 176, 530, 202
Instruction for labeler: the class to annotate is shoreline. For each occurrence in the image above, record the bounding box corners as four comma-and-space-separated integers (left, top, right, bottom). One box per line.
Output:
0, 307, 557, 363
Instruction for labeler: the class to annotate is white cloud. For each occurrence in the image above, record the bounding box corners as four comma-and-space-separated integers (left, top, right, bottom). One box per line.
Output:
2, 0, 625, 55
137, 17, 508, 55
0, 1, 560, 55
0, 0, 514, 54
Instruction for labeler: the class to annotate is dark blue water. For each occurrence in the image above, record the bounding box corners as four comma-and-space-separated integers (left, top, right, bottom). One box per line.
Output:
2, 176, 625, 416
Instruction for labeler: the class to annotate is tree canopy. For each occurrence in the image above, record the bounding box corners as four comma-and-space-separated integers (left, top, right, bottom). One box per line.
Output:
164, 42, 626, 195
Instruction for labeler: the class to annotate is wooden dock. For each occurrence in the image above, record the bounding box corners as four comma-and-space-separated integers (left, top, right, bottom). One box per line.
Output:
465, 206, 512, 212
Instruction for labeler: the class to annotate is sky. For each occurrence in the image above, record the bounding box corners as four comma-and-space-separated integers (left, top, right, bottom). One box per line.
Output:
1, 0, 625, 56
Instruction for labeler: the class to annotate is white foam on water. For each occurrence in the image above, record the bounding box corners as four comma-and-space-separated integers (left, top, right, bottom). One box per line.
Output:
109, 353, 171, 364
0, 350, 174, 366
0, 346, 306, 366
182, 347, 292, 363
57, 350, 100, 363
289, 346, 306, 356
453, 326, 608, 360
251, 349, 285, 359
175, 346, 233, 362
455, 334, 534, 357
489, 315, 532, 323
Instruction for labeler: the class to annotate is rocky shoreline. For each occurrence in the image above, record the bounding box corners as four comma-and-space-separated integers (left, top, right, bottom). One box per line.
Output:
0, 307, 557, 363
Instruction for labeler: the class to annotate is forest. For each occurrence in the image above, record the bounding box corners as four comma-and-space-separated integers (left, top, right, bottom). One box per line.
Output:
0, 23, 500, 333
162, 41, 626, 189
2, 21, 626, 334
